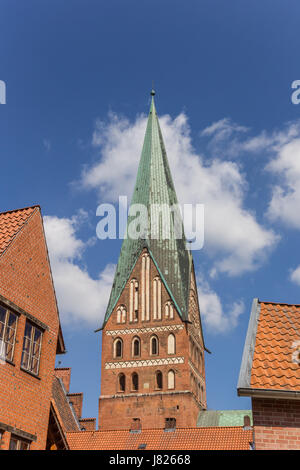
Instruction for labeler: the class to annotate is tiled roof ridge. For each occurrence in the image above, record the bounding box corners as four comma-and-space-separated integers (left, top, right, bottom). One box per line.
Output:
0, 204, 40, 216
67, 425, 249, 435
260, 300, 300, 307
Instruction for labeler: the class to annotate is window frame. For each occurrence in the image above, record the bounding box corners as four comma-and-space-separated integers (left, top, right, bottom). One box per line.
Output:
9, 434, 31, 450
20, 321, 43, 377
0, 305, 18, 364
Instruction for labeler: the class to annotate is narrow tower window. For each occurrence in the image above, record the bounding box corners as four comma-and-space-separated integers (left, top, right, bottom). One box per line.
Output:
118, 373, 126, 392
132, 372, 139, 391
116, 305, 126, 324
141, 253, 150, 321
167, 333, 175, 354
130, 279, 139, 322
167, 370, 175, 390
150, 335, 158, 355
165, 301, 174, 320
155, 370, 163, 390
153, 277, 162, 320
114, 338, 123, 358
132, 336, 140, 357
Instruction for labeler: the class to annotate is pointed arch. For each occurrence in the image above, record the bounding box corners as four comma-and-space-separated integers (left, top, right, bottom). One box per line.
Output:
167, 333, 175, 354
141, 253, 150, 321
116, 305, 126, 324
155, 370, 163, 390
132, 336, 141, 357
153, 277, 162, 320
132, 372, 139, 391
150, 335, 159, 355
130, 279, 139, 322
118, 373, 126, 392
167, 370, 175, 390
113, 338, 123, 358
165, 301, 174, 320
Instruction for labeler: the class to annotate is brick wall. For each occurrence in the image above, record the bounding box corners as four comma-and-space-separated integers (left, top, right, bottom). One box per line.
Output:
252, 397, 300, 450
0, 209, 61, 450
99, 249, 205, 430
54, 368, 71, 393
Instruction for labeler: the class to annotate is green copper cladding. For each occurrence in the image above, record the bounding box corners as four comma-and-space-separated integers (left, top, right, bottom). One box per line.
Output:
102, 94, 192, 326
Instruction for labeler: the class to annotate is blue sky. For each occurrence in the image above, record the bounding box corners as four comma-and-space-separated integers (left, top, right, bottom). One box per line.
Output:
1, 0, 300, 421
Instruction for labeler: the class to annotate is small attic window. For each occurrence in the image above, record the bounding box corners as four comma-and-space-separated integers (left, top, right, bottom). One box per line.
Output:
138, 443, 147, 450
164, 417, 176, 431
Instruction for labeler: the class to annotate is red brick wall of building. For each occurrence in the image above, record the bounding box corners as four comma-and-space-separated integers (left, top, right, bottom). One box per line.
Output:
0, 209, 60, 450
99, 250, 205, 430
252, 398, 300, 450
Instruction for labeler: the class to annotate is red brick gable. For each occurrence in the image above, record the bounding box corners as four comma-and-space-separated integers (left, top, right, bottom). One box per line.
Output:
0, 206, 38, 256
0, 206, 60, 328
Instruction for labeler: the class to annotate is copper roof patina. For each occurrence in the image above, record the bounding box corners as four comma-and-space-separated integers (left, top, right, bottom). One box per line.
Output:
102, 92, 192, 326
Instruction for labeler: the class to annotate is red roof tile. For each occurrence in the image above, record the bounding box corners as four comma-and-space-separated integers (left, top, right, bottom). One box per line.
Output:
0, 206, 39, 255
251, 302, 300, 390
67, 427, 253, 450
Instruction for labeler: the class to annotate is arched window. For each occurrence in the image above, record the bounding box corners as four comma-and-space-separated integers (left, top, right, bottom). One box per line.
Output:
150, 335, 158, 355
168, 370, 175, 390
132, 372, 139, 391
167, 333, 175, 354
114, 338, 123, 358
165, 301, 174, 319
130, 279, 139, 322
153, 277, 162, 320
118, 373, 125, 392
155, 370, 163, 390
132, 336, 140, 357
141, 253, 150, 321
117, 305, 126, 324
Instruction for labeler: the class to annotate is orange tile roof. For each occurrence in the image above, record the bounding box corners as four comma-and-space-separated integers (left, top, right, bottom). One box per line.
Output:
251, 301, 300, 390
66, 427, 253, 450
0, 206, 39, 255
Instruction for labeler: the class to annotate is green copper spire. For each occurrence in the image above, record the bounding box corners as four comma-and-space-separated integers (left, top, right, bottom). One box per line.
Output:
102, 91, 192, 325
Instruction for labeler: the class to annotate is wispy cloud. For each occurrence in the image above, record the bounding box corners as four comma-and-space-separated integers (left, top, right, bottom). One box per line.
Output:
43, 212, 114, 327
80, 111, 278, 278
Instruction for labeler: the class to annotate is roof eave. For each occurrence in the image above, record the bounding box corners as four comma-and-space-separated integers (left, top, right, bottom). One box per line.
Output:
237, 298, 260, 390
238, 387, 300, 400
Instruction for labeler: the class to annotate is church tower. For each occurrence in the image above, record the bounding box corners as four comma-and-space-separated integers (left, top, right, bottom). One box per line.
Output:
98, 91, 207, 430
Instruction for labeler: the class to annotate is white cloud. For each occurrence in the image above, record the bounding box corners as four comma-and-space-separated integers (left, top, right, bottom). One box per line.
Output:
43, 214, 115, 326
267, 138, 300, 229
81, 111, 278, 277
290, 265, 300, 286
197, 275, 244, 333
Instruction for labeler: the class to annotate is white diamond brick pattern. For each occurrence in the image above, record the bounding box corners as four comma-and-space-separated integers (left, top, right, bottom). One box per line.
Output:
105, 356, 185, 370
106, 324, 184, 336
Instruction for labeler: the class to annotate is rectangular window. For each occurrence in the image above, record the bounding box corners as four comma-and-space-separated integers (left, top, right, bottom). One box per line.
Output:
0, 305, 18, 362
9, 435, 30, 450
21, 321, 42, 376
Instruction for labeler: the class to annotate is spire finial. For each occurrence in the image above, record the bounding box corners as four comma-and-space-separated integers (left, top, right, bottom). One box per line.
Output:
151, 80, 155, 96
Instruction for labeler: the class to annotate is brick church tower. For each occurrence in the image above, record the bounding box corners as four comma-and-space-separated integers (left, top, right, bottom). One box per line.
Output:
98, 91, 207, 430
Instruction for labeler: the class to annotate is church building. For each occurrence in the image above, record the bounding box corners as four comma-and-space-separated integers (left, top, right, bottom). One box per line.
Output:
98, 91, 207, 431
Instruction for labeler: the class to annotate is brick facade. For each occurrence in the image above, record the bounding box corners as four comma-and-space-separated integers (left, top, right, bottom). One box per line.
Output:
99, 249, 206, 430
0, 208, 63, 450
252, 398, 300, 450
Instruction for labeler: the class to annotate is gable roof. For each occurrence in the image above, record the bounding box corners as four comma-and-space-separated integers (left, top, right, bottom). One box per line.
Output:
197, 410, 253, 427
0, 204, 66, 353
67, 426, 253, 450
103, 93, 192, 326
238, 298, 300, 398
51, 376, 81, 433
0, 205, 39, 256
